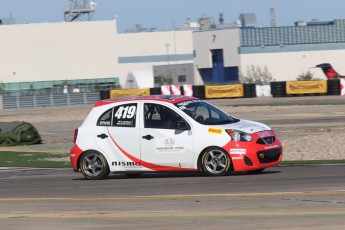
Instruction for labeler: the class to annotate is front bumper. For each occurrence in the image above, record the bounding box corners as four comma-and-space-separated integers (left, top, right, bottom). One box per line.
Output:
223, 131, 283, 172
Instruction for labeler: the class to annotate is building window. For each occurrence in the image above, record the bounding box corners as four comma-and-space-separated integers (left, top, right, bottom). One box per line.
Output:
178, 75, 187, 83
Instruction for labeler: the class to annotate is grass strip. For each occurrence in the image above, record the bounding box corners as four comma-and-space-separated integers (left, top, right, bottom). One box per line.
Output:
0, 151, 70, 168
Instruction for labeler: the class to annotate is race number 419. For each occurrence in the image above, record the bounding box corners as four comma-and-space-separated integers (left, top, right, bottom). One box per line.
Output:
114, 105, 136, 119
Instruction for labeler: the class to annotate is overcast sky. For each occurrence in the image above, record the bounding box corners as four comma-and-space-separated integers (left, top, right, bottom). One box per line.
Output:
1, 0, 345, 32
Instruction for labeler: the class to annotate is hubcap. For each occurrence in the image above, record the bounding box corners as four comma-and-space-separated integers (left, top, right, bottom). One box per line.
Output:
82, 153, 103, 177
204, 150, 228, 174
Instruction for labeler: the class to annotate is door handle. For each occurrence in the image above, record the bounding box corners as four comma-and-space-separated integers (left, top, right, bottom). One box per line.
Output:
142, 134, 154, 140
97, 133, 108, 139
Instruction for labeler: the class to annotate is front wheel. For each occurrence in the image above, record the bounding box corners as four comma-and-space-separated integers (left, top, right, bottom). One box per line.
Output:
200, 147, 231, 176
80, 151, 110, 180
247, 168, 265, 174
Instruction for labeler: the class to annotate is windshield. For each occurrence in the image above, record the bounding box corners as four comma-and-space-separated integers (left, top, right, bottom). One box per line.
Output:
175, 100, 239, 125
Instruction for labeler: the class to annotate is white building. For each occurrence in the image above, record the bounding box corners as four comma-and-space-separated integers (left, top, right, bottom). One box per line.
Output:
1, 18, 345, 91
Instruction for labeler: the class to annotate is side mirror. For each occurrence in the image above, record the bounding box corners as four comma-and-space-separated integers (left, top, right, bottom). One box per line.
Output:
175, 121, 190, 130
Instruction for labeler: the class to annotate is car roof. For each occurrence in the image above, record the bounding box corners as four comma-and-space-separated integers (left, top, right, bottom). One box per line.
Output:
94, 95, 199, 107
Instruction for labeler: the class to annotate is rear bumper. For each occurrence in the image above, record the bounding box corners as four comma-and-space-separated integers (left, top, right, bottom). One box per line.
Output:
70, 144, 83, 171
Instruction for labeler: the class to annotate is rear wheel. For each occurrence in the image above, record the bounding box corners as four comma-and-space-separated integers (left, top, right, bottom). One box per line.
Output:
80, 151, 110, 180
200, 147, 231, 176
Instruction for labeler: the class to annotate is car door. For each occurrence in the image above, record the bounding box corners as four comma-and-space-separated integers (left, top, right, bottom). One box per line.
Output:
94, 102, 141, 170
139, 102, 194, 170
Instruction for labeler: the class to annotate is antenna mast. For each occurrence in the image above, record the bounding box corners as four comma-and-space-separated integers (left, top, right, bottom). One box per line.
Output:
64, 0, 97, 22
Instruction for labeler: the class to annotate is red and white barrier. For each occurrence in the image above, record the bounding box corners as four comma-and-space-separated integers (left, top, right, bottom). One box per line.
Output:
161, 85, 171, 95
171, 84, 181, 95
183, 84, 193, 96
341, 79, 345, 96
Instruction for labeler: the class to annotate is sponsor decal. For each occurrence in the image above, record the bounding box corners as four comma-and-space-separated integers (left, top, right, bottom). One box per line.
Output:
264, 145, 279, 150
230, 149, 246, 155
258, 130, 273, 138
99, 120, 111, 126
231, 156, 243, 160
112, 161, 141, 166
187, 130, 192, 136
164, 138, 175, 146
208, 128, 222, 134
286, 80, 327, 94
205, 84, 244, 99
110, 88, 150, 98
155, 137, 185, 153
116, 120, 133, 126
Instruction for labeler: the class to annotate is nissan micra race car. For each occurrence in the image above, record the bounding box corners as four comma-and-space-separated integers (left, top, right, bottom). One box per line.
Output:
70, 95, 283, 179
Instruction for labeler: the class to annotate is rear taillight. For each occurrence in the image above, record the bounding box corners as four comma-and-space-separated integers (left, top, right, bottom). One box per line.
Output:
73, 129, 78, 143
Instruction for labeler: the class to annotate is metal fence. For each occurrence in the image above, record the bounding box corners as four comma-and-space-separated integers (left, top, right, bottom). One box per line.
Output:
1, 91, 100, 109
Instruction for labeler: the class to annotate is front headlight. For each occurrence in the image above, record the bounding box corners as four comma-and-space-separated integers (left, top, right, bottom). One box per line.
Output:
226, 129, 253, 142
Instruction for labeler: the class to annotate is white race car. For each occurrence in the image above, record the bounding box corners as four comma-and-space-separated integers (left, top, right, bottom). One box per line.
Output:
70, 95, 283, 179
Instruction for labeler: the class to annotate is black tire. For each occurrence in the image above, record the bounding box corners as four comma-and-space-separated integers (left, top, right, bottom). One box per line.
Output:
199, 147, 231, 176
99, 90, 110, 100
192, 85, 205, 99
150, 87, 161, 95
80, 151, 110, 180
247, 168, 265, 174
243, 84, 256, 98
270, 81, 287, 97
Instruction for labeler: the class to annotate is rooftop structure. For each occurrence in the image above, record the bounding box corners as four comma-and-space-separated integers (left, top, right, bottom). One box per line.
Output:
64, 0, 97, 22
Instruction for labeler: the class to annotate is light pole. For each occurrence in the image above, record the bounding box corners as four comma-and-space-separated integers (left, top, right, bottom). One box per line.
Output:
165, 43, 172, 84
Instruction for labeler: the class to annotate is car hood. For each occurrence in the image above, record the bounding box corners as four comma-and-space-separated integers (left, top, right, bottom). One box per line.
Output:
218, 119, 271, 134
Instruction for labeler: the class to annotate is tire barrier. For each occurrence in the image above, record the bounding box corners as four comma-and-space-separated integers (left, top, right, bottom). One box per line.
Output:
97, 79, 342, 101
243, 84, 256, 98
192, 85, 205, 99
0, 121, 41, 146
327, 79, 341, 95
270, 81, 287, 98
99, 90, 110, 100
149, 87, 161, 95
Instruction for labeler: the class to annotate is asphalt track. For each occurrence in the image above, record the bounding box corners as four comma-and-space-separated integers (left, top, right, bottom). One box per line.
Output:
1, 95, 345, 229
0, 165, 345, 229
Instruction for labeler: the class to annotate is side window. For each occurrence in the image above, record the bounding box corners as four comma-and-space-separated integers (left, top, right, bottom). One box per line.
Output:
144, 103, 185, 129
97, 103, 137, 127
97, 109, 113, 126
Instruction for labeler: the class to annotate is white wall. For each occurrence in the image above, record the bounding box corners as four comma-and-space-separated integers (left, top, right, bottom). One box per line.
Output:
240, 49, 345, 81
115, 30, 194, 86
0, 20, 118, 83
3, 20, 345, 89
